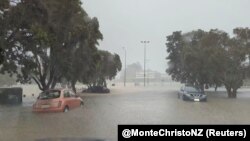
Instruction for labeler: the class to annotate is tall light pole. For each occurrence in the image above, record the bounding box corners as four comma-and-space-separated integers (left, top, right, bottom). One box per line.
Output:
141, 41, 150, 87
146, 59, 150, 86
122, 47, 126, 87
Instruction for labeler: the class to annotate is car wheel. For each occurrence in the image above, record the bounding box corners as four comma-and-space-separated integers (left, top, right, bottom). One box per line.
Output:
64, 106, 69, 113
80, 102, 84, 107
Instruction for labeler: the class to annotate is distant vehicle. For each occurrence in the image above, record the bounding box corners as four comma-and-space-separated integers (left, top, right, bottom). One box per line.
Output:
83, 86, 110, 93
33, 89, 84, 113
178, 85, 207, 102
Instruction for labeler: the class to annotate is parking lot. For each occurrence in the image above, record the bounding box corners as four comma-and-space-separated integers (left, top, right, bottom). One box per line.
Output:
1, 83, 250, 141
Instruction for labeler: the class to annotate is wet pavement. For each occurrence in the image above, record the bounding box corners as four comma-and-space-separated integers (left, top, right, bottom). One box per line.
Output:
1, 85, 250, 141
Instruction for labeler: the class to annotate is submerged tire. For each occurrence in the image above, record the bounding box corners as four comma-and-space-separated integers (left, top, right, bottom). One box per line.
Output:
64, 106, 69, 113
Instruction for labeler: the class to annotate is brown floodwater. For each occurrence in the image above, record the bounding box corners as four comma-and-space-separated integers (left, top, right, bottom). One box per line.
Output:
1, 85, 250, 141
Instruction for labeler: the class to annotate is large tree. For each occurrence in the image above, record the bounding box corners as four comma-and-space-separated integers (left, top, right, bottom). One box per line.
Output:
86, 50, 122, 88
221, 36, 246, 98
63, 17, 103, 92
166, 29, 223, 90
0, 0, 103, 91
233, 28, 250, 77
166, 31, 185, 83
166, 29, 247, 98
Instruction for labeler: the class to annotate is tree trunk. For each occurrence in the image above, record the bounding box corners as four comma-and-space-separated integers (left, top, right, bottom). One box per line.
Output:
231, 89, 237, 98
104, 79, 107, 87
43, 85, 50, 92
226, 87, 237, 98
71, 80, 77, 93
32, 76, 43, 91
50, 78, 57, 89
226, 87, 232, 98
199, 84, 204, 92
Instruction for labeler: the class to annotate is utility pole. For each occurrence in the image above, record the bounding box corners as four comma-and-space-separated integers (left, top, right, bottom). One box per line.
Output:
123, 47, 126, 87
141, 41, 150, 87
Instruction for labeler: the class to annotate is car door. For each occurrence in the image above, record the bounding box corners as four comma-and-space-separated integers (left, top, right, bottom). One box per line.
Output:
69, 90, 79, 108
63, 90, 73, 108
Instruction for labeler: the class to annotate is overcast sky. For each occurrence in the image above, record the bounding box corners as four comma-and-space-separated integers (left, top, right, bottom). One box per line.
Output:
81, 0, 250, 73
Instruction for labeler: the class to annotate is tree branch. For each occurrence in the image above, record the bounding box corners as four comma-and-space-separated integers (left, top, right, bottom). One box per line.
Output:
32, 76, 43, 91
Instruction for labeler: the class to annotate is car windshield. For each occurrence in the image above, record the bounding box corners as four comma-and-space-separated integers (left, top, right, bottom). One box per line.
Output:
185, 87, 201, 92
38, 90, 60, 100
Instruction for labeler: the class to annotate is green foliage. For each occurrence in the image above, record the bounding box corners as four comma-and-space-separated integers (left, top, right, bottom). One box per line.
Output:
0, 0, 9, 65
85, 50, 122, 88
166, 28, 248, 98
166, 31, 185, 82
0, 0, 121, 92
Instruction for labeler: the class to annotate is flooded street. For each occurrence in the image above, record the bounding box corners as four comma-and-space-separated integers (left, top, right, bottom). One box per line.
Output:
1, 84, 250, 141
1, 0, 249, 141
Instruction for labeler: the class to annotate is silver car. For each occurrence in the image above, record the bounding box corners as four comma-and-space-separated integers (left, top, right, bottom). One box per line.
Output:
178, 86, 207, 102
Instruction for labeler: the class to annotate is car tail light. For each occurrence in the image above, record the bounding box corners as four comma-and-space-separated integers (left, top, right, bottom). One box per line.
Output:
58, 101, 62, 108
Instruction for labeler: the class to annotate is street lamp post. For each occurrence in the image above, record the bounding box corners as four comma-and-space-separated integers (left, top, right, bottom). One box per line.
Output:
146, 59, 150, 86
123, 47, 126, 87
141, 41, 150, 87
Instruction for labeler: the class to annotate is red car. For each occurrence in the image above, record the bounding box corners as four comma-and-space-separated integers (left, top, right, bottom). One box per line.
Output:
33, 88, 84, 113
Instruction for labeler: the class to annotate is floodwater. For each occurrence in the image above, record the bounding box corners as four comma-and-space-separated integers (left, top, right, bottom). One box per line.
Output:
1, 83, 250, 141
